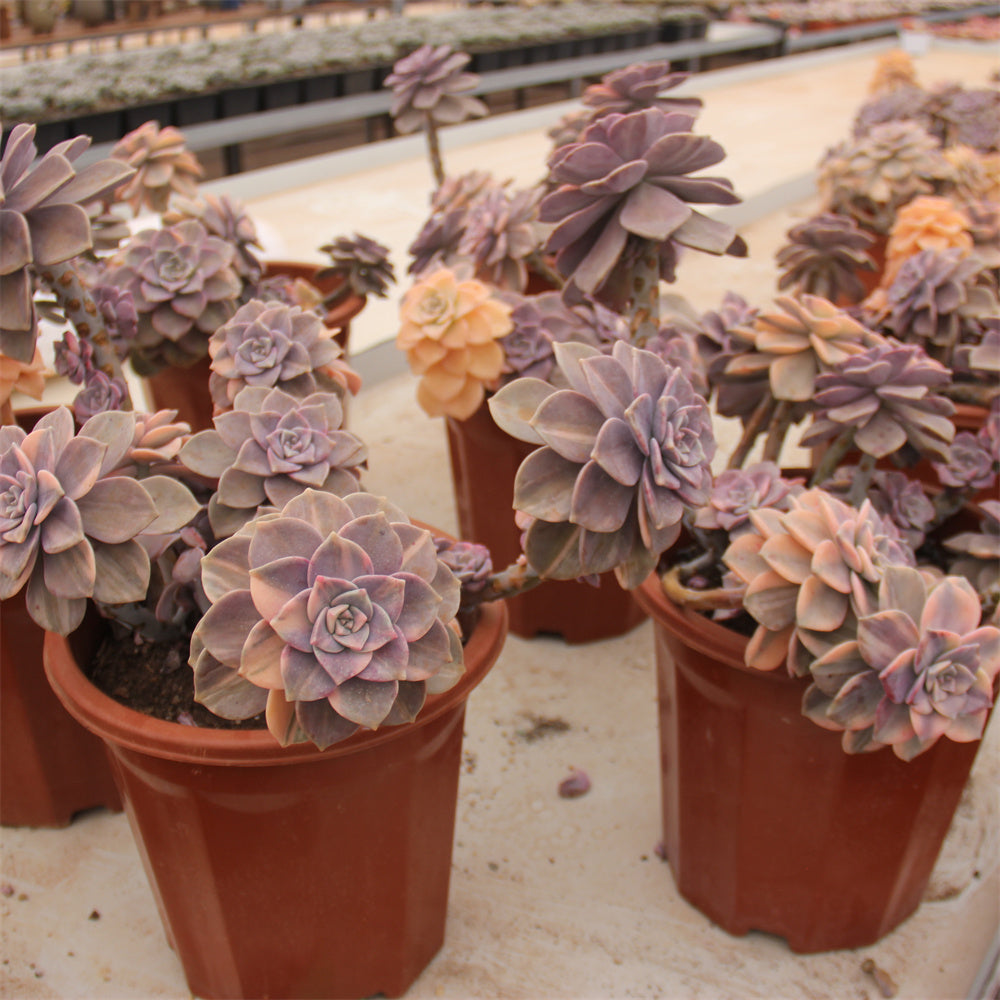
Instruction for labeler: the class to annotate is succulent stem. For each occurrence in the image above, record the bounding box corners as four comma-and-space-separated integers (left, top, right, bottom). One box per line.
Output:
809, 427, 857, 486
628, 241, 660, 347
660, 564, 744, 612
469, 558, 542, 608
727, 396, 775, 470
1, 400, 15, 427
38, 261, 133, 410
847, 452, 877, 506
761, 399, 795, 464
424, 112, 445, 188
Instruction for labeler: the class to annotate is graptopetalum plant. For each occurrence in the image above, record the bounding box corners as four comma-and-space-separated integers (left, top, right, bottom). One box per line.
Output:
392, 55, 1000, 761
0, 121, 492, 752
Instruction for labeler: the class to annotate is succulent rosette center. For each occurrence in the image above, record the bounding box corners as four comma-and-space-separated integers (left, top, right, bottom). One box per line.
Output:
192, 490, 464, 750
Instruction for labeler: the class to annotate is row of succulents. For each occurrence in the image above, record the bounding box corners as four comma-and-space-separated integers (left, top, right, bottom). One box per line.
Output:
0, 1, 707, 124
385, 48, 999, 761
727, 0, 988, 25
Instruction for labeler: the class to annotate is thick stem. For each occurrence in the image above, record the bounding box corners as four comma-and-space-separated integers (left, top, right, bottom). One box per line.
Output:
761, 399, 795, 464
809, 428, 857, 486
424, 113, 445, 188
627, 241, 661, 348
463, 558, 543, 609
524, 250, 564, 290
727, 395, 776, 470
847, 452, 877, 507
37, 261, 133, 410
660, 564, 745, 613
1, 399, 15, 427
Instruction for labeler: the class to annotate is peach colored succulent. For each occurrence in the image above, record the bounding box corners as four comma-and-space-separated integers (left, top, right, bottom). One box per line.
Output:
867, 50, 918, 95
882, 195, 973, 287
0, 346, 48, 409
396, 268, 513, 420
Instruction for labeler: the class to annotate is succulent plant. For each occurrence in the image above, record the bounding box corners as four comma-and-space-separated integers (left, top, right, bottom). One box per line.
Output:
723, 488, 914, 673
190, 489, 464, 749
851, 86, 935, 141
73, 370, 130, 423
164, 194, 264, 282
0, 407, 199, 633
926, 85, 1000, 155
434, 537, 493, 594
817, 120, 953, 235
882, 195, 973, 287
865, 469, 936, 551
775, 212, 876, 304
384, 44, 488, 185
90, 283, 139, 358
941, 146, 1000, 206
540, 108, 745, 299
933, 430, 998, 492
456, 186, 540, 292
800, 339, 956, 463
864, 248, 999, 365
802, 565, 1000, 760
385, 44, 487, 134
581, 61, 703, 120
489, 339, 715, 589
396, 267, 513, 419
724, 293, 880, 403
867, 50, 919, 95
0, 124, 134, 362
0, 345, 47, 410
111, 120, 204, 216
178, 387, 367, 539
207, 300, 349, 412
498, 290, 626, 384
104, 219, 242, 374
945, 500, 1000, 607
693, 462, 803, 537
315, 233, 396, 304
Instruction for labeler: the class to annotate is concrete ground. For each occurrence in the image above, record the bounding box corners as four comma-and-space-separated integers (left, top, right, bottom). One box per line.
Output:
2, 33, 998, 1000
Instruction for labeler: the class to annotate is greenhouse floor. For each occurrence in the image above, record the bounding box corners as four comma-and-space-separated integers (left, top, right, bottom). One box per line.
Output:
2, 34, 999, 1000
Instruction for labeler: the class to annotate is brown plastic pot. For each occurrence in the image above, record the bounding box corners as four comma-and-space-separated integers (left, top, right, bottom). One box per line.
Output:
143, 262, 365, 433
1, 406, 121, 828
44, 600, 508, 1000
634, 574, 983, 954
446, 400, 647, 643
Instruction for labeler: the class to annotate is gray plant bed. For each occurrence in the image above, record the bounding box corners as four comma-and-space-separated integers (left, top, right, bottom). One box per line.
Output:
0, 2, 709, 129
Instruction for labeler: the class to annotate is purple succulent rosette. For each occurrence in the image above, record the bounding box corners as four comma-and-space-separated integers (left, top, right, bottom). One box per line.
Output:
207, 299, 346, 411
104, 218, 241, 374
0, 407, 199, 633
190, 489, 464, 749
694, 462, 804, 537
540, 107, 745, 297
803, 566, 1000, 760
178, 387, 367, 539
384, 44, 488, 133
0, 124, 134, 362
489, 339, 715, 588
800, 339, 956, 462
582, 61, 703, 120
434, 537, 493, 594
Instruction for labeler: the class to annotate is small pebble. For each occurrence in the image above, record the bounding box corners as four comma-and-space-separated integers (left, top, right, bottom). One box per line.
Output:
558, 767, 591, 798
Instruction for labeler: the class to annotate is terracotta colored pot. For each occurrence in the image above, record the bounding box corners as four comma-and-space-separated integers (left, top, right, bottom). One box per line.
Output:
1, 407, 121, 828
446, 401, 647, 643
44, 600, 507, 1000
634, 574, 983, 954
142, 261, 365, 433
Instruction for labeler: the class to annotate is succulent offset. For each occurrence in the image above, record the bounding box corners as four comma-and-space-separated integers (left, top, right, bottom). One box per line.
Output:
178, 386, 367, 538
207, 299, 349, 411
489, 339, 715, 589
315, 233, 396, 304
581, 61, 703, 120
803, 566, 1000, 760
105, 219, 242, 374
164, 193, 264, 282
190, 489, 464, 750
111, 120, 204, 215
456, 186, 540, 292
882, 195, 973, 287
0, 407, 199, 633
